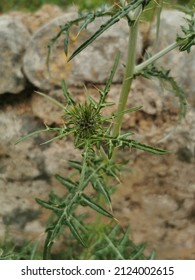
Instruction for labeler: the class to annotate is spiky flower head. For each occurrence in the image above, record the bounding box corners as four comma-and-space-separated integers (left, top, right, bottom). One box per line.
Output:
65, 102, 103, 146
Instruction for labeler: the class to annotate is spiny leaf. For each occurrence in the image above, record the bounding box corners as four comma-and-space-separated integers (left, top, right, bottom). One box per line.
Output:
35, 91, 66, 110
61, 80, 75, 105
92, 177, 111, 206
35, 198, 61, 212
80, 194, 113, 218
70, 215, 88, 234
130, 140, 168, 154
55, 174, 78, 191
100, 102, 115, 108
137, 63, 187, 120
114, 106, 143, 117
67, 0, 147, 62
103, 51, 121, 96
104, 234, 124, 260
66, 219, 86, 247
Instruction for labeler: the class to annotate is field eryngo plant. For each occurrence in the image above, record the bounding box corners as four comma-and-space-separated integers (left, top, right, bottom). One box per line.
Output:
15, 0, 195, 260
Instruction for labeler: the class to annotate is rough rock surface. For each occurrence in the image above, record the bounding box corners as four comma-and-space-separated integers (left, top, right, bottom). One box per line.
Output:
0, 5, 195, 260
0, 16, 30, 94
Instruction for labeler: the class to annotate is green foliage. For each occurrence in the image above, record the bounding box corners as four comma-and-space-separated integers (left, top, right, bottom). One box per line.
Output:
0, 0, 194, 13
0, 235, 42, 260
176, 15, 195, 53
14, 0, 194, 260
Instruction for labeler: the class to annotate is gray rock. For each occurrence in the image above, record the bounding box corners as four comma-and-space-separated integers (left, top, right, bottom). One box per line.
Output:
23, 12, 142, 90
0, 16, 30, 94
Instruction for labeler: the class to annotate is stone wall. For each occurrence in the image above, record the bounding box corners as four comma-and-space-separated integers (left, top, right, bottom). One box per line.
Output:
0, 5, 195, 259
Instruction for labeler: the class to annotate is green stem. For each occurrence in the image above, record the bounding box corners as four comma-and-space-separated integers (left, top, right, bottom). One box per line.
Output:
112, 21, 139, 138
134, 41, 179, 74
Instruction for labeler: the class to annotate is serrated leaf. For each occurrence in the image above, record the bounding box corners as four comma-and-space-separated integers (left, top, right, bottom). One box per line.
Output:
80, 194, 113, 218
55, 174, 77, 191
66, 219, 86, 247
36, 198, 61, 212
68, 0, 145, 61
130, 140, 168, 154
43, 221, 62, 259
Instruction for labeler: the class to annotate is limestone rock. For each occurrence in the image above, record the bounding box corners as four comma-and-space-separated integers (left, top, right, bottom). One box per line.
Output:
23, 12, 142, 90
0, 16, 30, 94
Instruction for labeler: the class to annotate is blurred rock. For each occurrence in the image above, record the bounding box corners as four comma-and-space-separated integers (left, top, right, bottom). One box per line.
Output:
0, 16, 30, 94
8, 4, 64, 33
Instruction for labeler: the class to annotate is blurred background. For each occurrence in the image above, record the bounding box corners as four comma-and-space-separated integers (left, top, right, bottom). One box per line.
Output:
0, 0, 194, 13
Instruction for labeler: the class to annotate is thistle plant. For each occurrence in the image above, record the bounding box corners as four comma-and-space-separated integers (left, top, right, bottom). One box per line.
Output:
16, 0, 195, 260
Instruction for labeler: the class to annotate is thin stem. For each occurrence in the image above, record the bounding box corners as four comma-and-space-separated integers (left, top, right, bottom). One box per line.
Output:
134, 41, 179, 74
112, 21, 139, 138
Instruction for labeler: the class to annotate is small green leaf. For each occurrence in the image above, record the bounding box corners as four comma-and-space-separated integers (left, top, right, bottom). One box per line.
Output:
114, 106, 143, 117
68, 160, 82, 172
35, 198, 61, 212
80, 194, 113, 218
100, 102, 115, 108
61, 80, 75, 105
130, 140, 168, 155
92, 177, 111, 205
66, 219, 86, 247
55, 174, 78, 191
